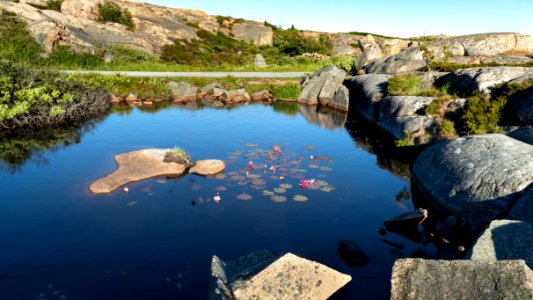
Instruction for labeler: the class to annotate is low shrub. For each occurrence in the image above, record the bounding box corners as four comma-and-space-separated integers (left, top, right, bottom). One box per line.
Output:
163, 147, 191, 165
387, 75, 423, 96
46, 0, 63, 11
97, 1, 134, 30
48, 45, 103, 68
462, 95, 506, 134
0, 10, 43, 64
438, 119, 457, 138
272, 84, 300, 101
0, 62, 110, 133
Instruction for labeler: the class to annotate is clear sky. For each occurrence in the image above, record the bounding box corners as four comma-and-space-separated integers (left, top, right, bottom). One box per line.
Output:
138, 0, 532, 38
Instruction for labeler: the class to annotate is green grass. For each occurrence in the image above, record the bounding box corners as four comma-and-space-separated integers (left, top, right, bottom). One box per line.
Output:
387, 75, 424, 96
0, 10, 44, 64
272, 84, 301, 100
97, 1, 134, 30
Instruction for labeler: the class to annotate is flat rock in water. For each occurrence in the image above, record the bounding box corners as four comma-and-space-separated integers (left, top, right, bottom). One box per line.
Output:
189, 159, 225, 175
391, 258, 533, 300
90, 149, 187, 194
469, 219, 533, 269
412, 134, 533, 231
337, 240, 370, 267
232, 253, 351, 300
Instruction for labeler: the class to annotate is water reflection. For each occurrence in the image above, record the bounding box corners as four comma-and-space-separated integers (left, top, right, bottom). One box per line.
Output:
298, 105, 348, 130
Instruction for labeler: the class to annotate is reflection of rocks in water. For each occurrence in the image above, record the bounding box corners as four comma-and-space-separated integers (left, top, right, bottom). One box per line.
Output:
345, 118, 415, 179
297, 104, 347, 130
0, 121, 101, 173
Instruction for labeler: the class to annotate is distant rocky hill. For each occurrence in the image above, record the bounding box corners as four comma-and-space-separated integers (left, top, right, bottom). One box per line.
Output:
0, 0, 411, 58
0, 0, 532, 71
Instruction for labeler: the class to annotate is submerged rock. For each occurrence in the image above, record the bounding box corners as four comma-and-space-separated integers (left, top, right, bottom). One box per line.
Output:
90, 149, 188, 194
412, 134, 533, 231
189, 160, 225, 176
337, 240, 370, 267
391, 258, 533, 300
468, 220, 533, 269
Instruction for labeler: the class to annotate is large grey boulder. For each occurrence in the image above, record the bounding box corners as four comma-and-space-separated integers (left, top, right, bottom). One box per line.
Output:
345, 74, 392, 121
253, 54, 267, 67
507, 187, 533, 222
231, 21, 273, 47
298, 66, 346, 106
412, 134, 533, 231
438, 67, 532, 94
365, 47, 427, 75
391, 258, 533, 300
329, 85, 350, 112
378, 115, 435, 140
378, 96, 435, 121
169, 81, 198, 101
469, 220, 533, 269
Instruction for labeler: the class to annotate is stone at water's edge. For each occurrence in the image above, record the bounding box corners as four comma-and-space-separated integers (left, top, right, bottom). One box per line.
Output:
232, 253, 351, 300
330, 85, 350, 112
89, 149, 187, 194
318, 68, 346, 106
189, 160, 225, 176
169, 81, 198, 101
468, 220, 533, 269
391, 259, 533, 300
412, 134, 533, 231
298, 66, 345, 106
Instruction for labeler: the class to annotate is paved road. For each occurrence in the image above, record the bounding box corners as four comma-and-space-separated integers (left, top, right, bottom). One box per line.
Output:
62, 70, 306, 78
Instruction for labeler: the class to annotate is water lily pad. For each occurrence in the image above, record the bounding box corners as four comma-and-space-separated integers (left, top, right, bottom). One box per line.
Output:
214, 173, 226, 180
247, 174, 262, 180
246, 143, 258, 148
156, 178, 167, 184
307, 184, 320, 190
228, 156, 238, 160
251, 185, 267, 190
274, 187, 286, 193
319, 166, 333, 172
227, 171, 240, 176
236, 193, 253, 201
320, 186, 335, 192
231, 175, 246, 181
127, 201, 138, 207
279, 183, 293, 189
271, 195, 287, 203
308, 164, 319, 169
190, 184, 202, 190
238, 181, 247, 186
293, 195, 309, 202
215, 186, 227, 191
315, 180, 329, 187
252, 179, 267, 186
304, 146, 316, 151
263, 190, 275, 196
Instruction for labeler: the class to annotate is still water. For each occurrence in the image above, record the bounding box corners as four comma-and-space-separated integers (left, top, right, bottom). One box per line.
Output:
0, 102, 434, 299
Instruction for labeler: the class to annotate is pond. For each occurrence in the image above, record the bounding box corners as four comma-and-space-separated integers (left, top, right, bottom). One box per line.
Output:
0, 102, 439, 299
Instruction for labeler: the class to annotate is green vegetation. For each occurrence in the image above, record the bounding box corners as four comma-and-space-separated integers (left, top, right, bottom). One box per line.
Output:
46, 0, 63, 11
395, 131, 414, 147
272, 27, 332, 56
271, 84, 300, 100
0, 10, 43, 64
0, 62, 110, 133
163, 147, 191, 165
272, 102, 298, 116
387, 75, 424, 96
462, 95, 506, 134
97, 1, 134, 30
438, 119, 457, 138
348, 31, 399, 40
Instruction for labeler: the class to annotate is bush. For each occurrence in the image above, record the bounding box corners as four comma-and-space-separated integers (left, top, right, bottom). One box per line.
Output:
273, 27, 332, 56
97, 1, 134, 30
105, 45, 160, 65
318, 55, 355, 73
46, 0, 63, 11
272, 84, 300, 100
0, 62, 110, 133
462, 95, 506, 134
163, 147, 191, 165
0, 10, 44, 64
438, 120, 457, 138
48, 45, 103, 68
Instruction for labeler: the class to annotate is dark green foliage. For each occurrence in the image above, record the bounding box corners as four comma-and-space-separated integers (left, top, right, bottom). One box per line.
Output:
462, 95, 506, 134
46, 0, 63, 11
0, 10, 44, 64
186, 21, 199, 28
161, 29, 259, 65
263, 21, 277, 30
0, 61, 110, 133
97, 1, 134, 30
216, 15, 230, 26
438, 119, 457, 137
272, 102, 298, 116
105, 45, 160, 65
273, 27, 332, 56
163, 147, 191, 165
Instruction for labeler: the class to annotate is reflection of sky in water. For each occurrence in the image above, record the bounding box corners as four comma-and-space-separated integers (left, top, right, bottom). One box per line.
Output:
0, 103, 420, 300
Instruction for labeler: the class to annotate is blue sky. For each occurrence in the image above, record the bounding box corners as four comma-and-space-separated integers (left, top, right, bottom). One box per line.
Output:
141, 0, 532, 38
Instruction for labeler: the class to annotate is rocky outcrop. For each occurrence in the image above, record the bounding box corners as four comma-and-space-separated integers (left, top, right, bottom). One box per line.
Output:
468, 220, 533, 269
231, 253, 351, 300
189, 159, 225, 176
346, 74, 391, 120
330, 34, 363, 56
330, 85, 350, 111
508, 86, 533, 125
365, 33, 533, 75
412, 134, 533, 231
169, 81, 198, 101
0, 0, 273, 54
508, 125, 533, 145
298, 66, 348, 110
438, 67, 533, 94
507, 187, 533, 222
391, 258, 533, 300
355, 35, 384, 71
89, 149, 187, 194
